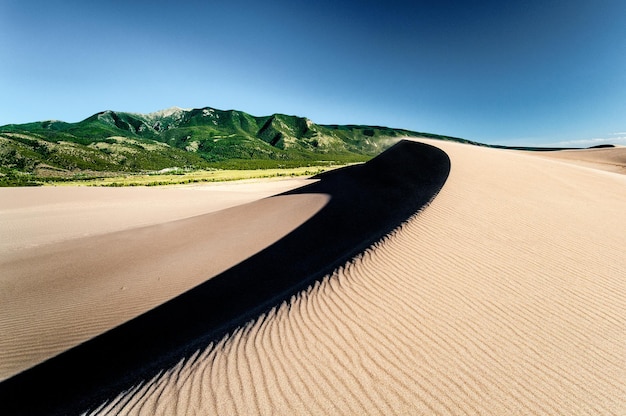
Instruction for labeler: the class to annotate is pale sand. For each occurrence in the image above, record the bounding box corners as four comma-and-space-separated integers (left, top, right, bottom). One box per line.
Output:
0, 178, 314, 253
525, 146, 626, 174
0, 178, 327, 380
94, 139, 626, 415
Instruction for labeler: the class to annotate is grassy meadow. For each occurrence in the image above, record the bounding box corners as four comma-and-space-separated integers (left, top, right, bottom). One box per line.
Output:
46, 164, 346, 187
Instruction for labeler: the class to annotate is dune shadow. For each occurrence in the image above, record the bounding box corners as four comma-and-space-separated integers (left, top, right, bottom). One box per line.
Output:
0, 140, 450, 415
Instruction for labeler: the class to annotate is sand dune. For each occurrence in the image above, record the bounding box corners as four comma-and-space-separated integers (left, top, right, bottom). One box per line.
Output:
0, 179, 324, 381
0, 141, 450, 414
0, 178, 313, 252
526, 145, 626, 174
93, 139, 625, 415
1, 139, 625, 415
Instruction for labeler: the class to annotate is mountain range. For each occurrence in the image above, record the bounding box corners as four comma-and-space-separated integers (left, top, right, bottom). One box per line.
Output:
0, 106, 473, 185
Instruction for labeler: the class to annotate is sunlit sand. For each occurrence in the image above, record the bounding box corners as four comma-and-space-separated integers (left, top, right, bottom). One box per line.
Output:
0, 178, 322, 380
1, 140, 624, 415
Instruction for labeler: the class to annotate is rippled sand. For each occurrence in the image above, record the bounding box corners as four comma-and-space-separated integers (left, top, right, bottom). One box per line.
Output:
0, 178, 321, 380
94, 140, 626, 415
2, 140, 625, 415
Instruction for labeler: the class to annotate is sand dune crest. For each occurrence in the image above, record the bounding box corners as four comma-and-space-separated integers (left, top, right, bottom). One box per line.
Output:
0, 190, 328, 381
92, 139, 625, 415
1, 139, 624, 415
0, 141, 450, 414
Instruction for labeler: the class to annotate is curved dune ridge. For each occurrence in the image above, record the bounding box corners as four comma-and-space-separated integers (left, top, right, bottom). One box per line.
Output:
0, 192, 329, 381
0, 141, 451, 415
0, 179, 316, 253
91, 139, 625, 415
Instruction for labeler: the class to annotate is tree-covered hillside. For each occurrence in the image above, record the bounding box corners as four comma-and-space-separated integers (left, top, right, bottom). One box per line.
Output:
0, 106, 472, 186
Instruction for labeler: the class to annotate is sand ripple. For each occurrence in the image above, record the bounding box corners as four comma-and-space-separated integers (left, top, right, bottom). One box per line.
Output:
92, 140, 626, 415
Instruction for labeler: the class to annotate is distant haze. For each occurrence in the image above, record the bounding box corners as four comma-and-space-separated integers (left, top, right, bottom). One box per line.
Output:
1, 0, 625, 146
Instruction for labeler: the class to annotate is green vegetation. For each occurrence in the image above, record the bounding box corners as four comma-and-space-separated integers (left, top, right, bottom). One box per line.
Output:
0, 106, 472, 186
52, 165, 344, 187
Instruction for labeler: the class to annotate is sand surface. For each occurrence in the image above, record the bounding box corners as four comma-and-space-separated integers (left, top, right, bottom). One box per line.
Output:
0, 178, 324, 380
0, 178, 314, 253
1, 140, 625, 415
525, 146, 626, 174
93, 139, 625, 415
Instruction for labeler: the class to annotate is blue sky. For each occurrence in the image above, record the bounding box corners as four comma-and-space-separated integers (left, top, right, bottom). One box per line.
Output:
2, 0, 625, 146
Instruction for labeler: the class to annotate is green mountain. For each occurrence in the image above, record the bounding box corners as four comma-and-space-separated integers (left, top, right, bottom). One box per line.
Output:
0, 106, 472, 185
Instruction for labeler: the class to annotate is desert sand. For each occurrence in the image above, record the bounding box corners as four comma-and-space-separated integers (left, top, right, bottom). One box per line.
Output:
0, 178, 322, 380
525, 145, 626, 174
0, 178, 315, 252
1, 140, 625, 415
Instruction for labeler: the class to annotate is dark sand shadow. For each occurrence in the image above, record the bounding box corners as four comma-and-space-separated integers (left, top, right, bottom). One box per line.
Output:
0, 140, 450, 415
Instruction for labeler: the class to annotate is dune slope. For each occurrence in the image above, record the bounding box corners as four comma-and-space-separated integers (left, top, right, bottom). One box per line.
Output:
527, 146, 626, 174
0, 191, 328, 382
91, 139, 625, 415
0, 141, 450, 415
0, 179, 314, 252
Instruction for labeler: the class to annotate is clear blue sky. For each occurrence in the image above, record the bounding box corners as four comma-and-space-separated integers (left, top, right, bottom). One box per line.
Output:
2, 0, 625, 146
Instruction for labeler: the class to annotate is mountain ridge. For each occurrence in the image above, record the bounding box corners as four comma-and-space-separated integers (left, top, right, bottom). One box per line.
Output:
0, 106, 473, 186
